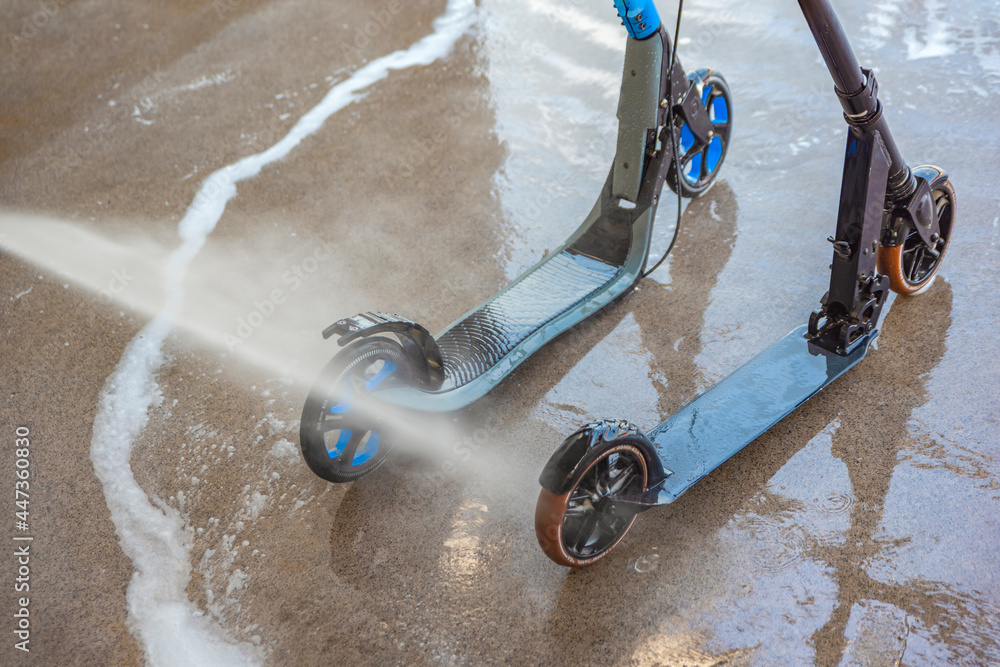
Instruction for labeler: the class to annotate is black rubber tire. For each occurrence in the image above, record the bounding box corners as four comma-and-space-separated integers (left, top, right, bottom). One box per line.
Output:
667, 71, 733, 198
535, 442, 648, 567
299, 339, 411, 483
878, 166, 956, 296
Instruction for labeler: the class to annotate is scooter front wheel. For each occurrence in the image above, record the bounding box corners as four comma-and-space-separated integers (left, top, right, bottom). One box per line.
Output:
878, 166, 956, 295
299, 339, 412, 483
535, 442, 648, 567
668, 71, 733, 198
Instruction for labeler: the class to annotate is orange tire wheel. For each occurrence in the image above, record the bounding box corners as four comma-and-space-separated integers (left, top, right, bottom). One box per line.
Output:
877, 168, 956, 296
535, 443, 647, 568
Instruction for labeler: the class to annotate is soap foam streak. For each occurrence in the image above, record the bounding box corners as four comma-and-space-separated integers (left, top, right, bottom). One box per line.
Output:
87, 1, 476, 664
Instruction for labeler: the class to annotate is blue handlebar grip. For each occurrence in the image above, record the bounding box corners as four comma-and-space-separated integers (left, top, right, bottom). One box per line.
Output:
614, 0, 661, 40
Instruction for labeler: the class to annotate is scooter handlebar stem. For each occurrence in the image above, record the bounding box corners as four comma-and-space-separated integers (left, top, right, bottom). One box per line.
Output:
614, 0, 662, 39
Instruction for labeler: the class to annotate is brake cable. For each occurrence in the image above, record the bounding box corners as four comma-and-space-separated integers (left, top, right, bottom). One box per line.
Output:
642, 0, 685, 279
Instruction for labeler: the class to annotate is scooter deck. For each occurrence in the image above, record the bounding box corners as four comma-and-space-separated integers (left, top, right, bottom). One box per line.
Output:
379, 171, 660, 413
435, 249, 623, 388
650, 324, 875, 502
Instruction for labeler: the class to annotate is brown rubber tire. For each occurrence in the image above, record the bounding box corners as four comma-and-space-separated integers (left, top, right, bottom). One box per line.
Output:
877, 175, 956, 296
535, 443, 647, 568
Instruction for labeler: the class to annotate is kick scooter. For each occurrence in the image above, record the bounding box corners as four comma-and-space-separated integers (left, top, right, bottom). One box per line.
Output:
300, 1, 734, 482
536, 0, 956, 567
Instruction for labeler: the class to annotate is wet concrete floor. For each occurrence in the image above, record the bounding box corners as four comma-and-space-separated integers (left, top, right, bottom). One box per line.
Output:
1, 0, 999, 664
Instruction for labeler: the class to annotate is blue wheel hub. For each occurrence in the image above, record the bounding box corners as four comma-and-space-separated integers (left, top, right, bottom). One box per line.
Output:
678, 82, 730, 187
325, 359, 398, 467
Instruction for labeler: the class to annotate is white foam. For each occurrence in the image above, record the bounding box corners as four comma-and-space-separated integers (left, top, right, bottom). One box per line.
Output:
245, 492, 271, 521
89, 1, 476, 664
269, 438, 299, 461
175, 71, 237, 93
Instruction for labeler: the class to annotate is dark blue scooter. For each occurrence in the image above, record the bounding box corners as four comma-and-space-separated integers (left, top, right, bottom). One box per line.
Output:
536, 0, 956, 567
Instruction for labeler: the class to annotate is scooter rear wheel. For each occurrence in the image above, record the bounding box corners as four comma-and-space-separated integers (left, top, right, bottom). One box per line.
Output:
535, 443, 648, 567
668, 71, 733, 198
878, 166, 956, 295
299, 339, 411, 483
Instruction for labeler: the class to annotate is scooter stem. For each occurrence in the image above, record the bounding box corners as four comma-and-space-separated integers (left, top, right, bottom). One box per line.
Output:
798, 0, 916, 201
798, 0, 865, 93
613, 31, 665, 203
